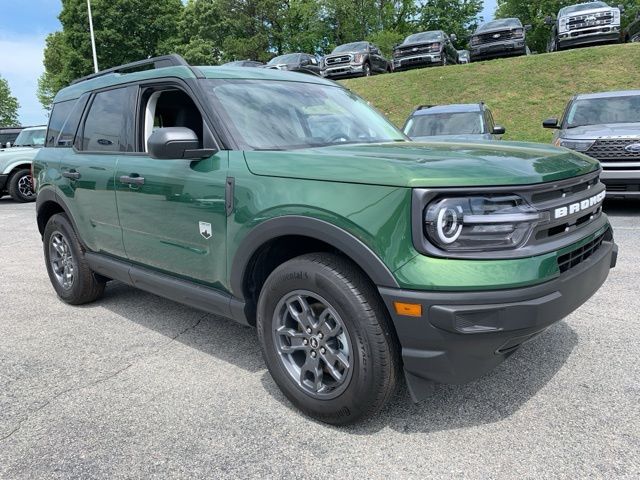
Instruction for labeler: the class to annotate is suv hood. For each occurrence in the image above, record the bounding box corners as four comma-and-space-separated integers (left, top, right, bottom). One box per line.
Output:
559, 6, 614, 18
562, 123, 640, 139
244, 141, 599, 188
0, 146, 35, 155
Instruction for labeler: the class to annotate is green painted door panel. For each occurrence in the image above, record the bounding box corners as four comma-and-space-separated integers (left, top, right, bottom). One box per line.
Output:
115, 152, 228, 289
58, 151, 124, 257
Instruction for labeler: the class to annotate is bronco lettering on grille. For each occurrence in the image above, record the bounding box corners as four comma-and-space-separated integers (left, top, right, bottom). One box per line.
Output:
554, 190, 606, 219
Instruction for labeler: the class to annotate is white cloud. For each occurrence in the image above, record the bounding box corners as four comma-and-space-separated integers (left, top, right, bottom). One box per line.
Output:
0, 34, 48, 126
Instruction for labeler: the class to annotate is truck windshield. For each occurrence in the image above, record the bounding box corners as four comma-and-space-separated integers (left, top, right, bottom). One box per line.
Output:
477, 19, 522, 32
13, 129, 46, 147
566, 95, 640, 128
268, 54, 301, 65
332, 42, 368, 53
205, 79, 405, 150
560, 2, 608, 16
403, 32, 442, 44
405, 113, 484, 137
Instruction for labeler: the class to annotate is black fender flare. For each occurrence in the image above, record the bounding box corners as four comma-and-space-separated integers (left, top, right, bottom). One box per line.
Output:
35, 188, 80, 239
229, 215, 400, 300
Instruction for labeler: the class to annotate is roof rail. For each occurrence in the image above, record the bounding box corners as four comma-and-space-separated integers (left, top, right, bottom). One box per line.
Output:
70, 54, 201, 85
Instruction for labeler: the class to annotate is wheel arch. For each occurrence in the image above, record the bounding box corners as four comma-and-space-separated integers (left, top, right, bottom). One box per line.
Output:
231, 216, 400, 324
36, 188, 80, 240
4, 162, 32, 177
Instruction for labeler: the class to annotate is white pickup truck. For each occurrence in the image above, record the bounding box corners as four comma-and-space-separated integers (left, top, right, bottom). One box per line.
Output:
0, 126, 45, 202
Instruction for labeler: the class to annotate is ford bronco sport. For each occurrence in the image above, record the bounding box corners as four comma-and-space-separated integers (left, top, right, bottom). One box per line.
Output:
34, 55, 617, 425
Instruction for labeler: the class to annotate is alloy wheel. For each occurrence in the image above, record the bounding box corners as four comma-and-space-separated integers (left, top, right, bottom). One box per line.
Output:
17, 174, 35, 199
49, 232, 75, 290
272, 290, 353, 399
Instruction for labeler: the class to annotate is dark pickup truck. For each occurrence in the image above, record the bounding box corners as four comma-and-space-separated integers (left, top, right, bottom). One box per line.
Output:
470, 18, 531, 62
392, 31, 459, 70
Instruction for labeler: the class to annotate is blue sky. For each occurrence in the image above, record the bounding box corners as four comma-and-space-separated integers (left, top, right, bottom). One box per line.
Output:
1, 0, 497, 126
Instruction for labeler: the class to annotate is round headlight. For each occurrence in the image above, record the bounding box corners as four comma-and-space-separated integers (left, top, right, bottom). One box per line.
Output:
436, 205, 463, 244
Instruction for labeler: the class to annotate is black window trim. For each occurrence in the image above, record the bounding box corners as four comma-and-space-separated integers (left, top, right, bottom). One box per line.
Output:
54, 93, 90, 148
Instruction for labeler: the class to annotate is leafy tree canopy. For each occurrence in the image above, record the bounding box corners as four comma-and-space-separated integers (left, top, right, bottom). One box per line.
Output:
0, 76, 20, 127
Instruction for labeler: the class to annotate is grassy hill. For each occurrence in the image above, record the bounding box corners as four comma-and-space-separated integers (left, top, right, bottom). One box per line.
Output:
342, 43, 640, 144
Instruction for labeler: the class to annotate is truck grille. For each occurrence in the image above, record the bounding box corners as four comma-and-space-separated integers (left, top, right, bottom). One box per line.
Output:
557, 229, 607, 273
568, 11, 613, 30
476, 30, 519, 44
586, 138, 640, 167
325, 55, 351, 66
396, 44, 438, 56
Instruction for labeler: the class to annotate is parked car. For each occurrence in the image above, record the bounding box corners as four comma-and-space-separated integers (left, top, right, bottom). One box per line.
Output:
0, 125, 45, 202
624, 10, 640, 42
264, 53, 321, 75
34, 54, 616, 425
546, 2, 623, 51
321, 41, 391, 79
470, 18, 531, 62
543, 90, 640, 198
0, 126, 23, 148
221, 60, 265, 67
457, 49, 470, 63
391, 31, 459, 70
403, 103, 505, 141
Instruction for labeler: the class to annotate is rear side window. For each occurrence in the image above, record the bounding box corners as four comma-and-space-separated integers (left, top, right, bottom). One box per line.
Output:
46, 100, 75, 147
81, 87, 133, 152
57, 95, 89, 147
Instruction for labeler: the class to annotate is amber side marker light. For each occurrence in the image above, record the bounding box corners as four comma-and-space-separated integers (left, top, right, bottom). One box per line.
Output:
393, 301, 423, 317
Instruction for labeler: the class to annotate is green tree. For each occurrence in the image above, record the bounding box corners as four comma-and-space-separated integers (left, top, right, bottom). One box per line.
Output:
0, 76, 20, 127
38, 0, 183, 110
415, 0, 484, 48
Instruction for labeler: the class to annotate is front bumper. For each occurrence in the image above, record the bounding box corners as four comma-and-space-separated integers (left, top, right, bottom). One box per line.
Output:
393, 53, 441, 70
470, 40, 526, 60
0, 174, 7, 192
379, 230, 617, 402
321, 64, 364, 78
558, 27, 620, 48
601, 169, 640, 198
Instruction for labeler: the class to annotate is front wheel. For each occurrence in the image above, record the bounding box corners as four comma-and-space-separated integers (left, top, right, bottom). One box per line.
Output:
363, 63, 371, 77
8, 169, 36, 203
257, 253, 399, 425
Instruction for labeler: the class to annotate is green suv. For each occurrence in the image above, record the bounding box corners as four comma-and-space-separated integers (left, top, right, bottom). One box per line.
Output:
34, 55, 617, 424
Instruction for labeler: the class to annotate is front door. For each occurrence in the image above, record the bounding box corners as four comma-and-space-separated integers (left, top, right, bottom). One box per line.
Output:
114, 85, 228, 289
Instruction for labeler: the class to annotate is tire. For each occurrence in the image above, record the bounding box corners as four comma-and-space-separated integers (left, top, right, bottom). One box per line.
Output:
8, 169, 36, 203
43, 213, 106, 305
363, 63, 371, 77
257, 253, 399, 425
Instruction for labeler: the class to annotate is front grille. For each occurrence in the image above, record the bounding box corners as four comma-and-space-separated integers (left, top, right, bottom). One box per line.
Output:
476, 30, 519, 44
557, 229, 607, 273
325, 55, 351, 66
397, 44, 438, 56
568, 11, 613, 30
586, 138, 640, 164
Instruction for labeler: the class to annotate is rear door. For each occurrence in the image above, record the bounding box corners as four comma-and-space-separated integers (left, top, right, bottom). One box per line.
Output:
59, 86, 134, 257
114, 82, 228, 288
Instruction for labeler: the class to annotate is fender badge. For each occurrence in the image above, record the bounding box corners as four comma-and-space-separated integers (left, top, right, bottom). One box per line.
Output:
199, 221, 212, 239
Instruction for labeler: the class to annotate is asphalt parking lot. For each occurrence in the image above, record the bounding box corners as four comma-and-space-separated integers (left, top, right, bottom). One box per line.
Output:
0, 197, 638, 479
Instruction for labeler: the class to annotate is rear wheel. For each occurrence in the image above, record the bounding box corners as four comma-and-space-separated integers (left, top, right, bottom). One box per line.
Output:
8, 169, 36, 203
43, 213, 106, 305
257, 253, 399, 425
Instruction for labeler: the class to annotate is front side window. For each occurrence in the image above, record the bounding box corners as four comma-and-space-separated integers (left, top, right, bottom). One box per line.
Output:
565, 95, 640, 128
405, 113, 484, 137
205, 79, 405, 150
81, 87, 132, 152
14, 128, 46, 147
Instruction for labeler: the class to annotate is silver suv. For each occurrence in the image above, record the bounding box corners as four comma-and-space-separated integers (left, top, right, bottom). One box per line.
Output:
0, 126, 45, 202
543, 90, 640, 198
547, 2, 623, 51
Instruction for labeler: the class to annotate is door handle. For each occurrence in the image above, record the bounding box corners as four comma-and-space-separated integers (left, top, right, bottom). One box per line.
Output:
62, 170, 81, 180
119, 175, 145, 185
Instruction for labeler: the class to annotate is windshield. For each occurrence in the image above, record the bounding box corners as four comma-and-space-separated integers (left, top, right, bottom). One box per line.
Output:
269, 54, 301, 65
477, 18, 522, 32
13, 128, 46, 147
332, 42, 368, 53
403, 31, 442, 44
205, 79, 405, 150
565, 95, 640, 128
404, 113, 484, 137
560, 2, 608, 15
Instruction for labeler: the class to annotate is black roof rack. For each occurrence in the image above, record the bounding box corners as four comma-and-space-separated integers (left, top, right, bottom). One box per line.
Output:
71, 54, 202, 85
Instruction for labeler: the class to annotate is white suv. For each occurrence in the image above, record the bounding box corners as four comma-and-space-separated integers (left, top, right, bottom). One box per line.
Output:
0, 126, 45, 202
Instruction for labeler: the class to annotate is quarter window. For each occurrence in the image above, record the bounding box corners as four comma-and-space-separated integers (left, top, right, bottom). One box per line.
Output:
81, 87, 132, 152
45, 100, 74, 147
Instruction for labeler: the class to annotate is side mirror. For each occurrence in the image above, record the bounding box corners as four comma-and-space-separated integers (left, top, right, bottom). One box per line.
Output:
450, 33, 458, 42
525, 24, 533, 31
544, 15, 554, 26
147, 127, 215, 160
618, 4, 625, 13
493, 125, 506, 135
543, 118, 560, 129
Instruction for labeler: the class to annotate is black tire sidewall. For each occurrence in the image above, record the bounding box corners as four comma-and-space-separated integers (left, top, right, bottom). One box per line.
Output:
363, 63, 371, 76
9, 169, 35, 203
257, 255, 390, 424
